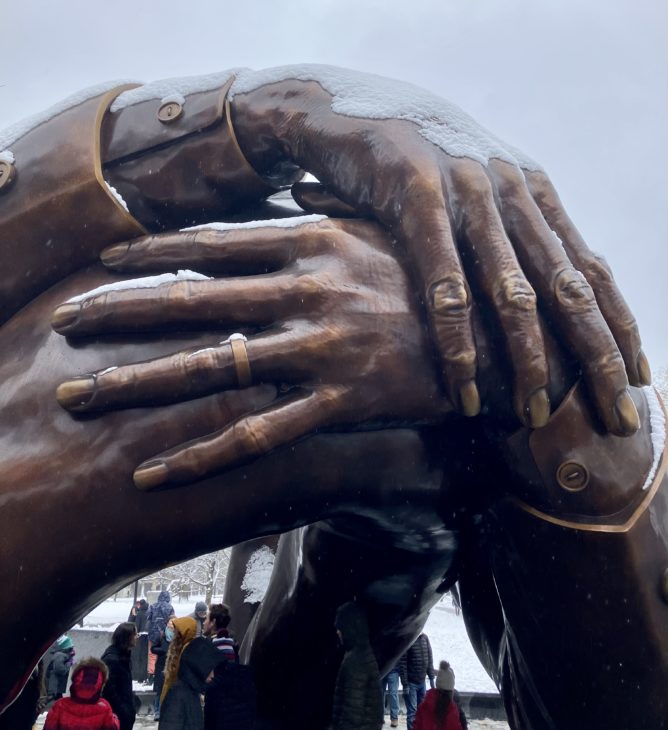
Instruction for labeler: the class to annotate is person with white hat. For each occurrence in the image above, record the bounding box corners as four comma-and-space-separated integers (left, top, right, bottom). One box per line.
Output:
412, 660, 468, 730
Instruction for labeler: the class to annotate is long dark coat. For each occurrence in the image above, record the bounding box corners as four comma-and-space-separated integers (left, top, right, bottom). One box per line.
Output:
331, 603, 383, 730
101, 646, 136, 730
159, 638, 220, 730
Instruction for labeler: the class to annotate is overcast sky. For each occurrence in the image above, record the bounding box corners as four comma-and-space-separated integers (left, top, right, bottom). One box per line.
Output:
1, 0, 666, 366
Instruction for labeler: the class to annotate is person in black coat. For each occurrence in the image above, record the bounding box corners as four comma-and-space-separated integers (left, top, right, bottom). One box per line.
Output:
331, 602, 383, 730
159, 637, 220, 730
204, 658, 256, 730
128, 599, 149, 683
102, 623, 138, 730
399, 634, 435, 730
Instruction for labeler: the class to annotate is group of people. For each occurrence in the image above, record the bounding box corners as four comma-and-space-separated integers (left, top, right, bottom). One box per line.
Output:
333, 604, 467, 730
43, 594, 255, 730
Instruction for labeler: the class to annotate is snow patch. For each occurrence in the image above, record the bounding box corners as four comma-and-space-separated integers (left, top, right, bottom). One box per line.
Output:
160, 92, 186, 107
65, 270, 211, 303
0, 149, 14, 164
0, 80, 139, 150
241, 546, 275, 604
110, 70, 241, 112
182, 214, 327, 232
104, 181, 129, 212
642, 385, 666, 491
231, 64, 541, 171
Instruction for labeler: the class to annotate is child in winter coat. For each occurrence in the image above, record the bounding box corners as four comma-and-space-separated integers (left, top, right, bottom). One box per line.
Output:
413, 661, 468, 730
44, 657, 120, 730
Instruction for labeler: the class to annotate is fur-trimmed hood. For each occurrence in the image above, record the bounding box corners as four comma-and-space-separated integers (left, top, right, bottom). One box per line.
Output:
69, 657, 108, 704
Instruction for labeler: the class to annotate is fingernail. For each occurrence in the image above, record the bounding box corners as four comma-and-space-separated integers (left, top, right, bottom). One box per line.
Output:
134, 461, 169, 490
459, 381, 481, 417
56, 377, 95, 410
637, 350, 652, 386
100, 242, 131, 266
51, 303, 81, 331
614, 390, 640, 435
525, 388, 551, 429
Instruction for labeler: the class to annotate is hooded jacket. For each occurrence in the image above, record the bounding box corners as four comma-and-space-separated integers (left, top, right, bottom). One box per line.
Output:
147, 591, 174, 643
44, 658, 119, 730
331, 602, 383, 730
159, 638, 220, 730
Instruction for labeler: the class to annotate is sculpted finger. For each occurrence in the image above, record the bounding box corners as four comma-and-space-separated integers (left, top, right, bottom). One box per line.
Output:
291, 182, 358, 217
491, 161, 638, 435
132, 385, 347, 490
99, 223, 315, 274
524, 169, 649, 386
396, 172, 479, 416
454, 165, 549, 427
50, 272, 308, 336
55, 328, 325, 412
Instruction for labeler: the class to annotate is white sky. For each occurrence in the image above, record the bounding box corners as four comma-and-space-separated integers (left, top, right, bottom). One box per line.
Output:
1, 0, 666, 366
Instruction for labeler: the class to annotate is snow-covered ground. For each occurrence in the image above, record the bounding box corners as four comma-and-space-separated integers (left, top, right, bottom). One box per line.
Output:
80, 593, 497, 693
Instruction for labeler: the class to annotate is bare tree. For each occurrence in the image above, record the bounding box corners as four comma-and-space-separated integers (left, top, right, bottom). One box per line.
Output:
147, 549, 231, 604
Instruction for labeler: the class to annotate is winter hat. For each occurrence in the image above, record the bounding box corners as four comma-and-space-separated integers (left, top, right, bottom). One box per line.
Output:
436, 661, 455, 691
195, 601, 208, 614
69, 658, 108, 703
56, 635, 74, 651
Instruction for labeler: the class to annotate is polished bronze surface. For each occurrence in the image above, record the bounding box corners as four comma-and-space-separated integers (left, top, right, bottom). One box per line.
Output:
0, 160, 15, 192
0, 66, 665, 730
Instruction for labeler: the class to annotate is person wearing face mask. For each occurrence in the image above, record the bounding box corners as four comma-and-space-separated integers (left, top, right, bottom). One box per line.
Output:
161, 617, 199, 706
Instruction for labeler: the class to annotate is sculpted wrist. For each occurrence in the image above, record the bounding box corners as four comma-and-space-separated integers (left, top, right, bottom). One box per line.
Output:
101, 75, 280, 231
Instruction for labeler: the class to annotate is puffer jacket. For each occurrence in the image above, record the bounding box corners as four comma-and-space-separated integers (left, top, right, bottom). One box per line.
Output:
44, 658, 119, 730
147, 591, 174, 642
331, 602, 383, 730
399, 634, 435, 686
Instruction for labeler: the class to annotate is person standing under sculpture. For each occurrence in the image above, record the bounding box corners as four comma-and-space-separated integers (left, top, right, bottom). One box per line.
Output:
400, 634, 435, 730
45, 658, 120, 730
101, 623, 137, 730
158, 638, 219, 730
161, 617, 198, 705
46, 636, 76, 703
189, 602, 209, 638
332, 602, 383, 730
381, 663, 401, 728
147, 591, 175, 676
151, 617, 174, 722
203, 604, 256, 730
128, 599, 149, 683
412, 661, 467, 730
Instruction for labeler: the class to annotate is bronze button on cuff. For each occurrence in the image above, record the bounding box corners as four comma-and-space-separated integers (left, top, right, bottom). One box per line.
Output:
0, 160, 16, 192
157, 101, 184, 123
556, 461, 589, 492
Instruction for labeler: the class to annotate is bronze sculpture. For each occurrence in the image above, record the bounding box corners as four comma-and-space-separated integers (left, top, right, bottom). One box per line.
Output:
0, 65, 665, 729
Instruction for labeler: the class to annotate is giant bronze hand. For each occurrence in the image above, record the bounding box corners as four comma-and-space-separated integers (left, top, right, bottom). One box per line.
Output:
223, 65, 648, 433
52, 217, 450, 489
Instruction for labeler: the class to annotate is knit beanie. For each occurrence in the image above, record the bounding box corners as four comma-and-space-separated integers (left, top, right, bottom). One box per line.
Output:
436, 662, 455, 691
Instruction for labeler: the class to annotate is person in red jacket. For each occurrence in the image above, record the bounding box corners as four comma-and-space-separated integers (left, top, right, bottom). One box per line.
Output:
44, 657, 119, 730
413, 661, 467, 730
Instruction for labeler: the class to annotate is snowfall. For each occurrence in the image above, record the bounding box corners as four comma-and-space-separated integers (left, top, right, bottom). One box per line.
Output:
47, 592, 508, 730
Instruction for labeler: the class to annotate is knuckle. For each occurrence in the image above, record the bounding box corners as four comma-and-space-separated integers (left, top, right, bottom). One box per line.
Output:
583, 252, 614, 286
494, 272, 537, 313
430, 274, 470, 320
553, 267, 596, 310
233, 419, 269, 457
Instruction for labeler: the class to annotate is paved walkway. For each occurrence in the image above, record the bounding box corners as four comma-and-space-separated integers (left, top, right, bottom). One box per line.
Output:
37, 710, 509, 728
